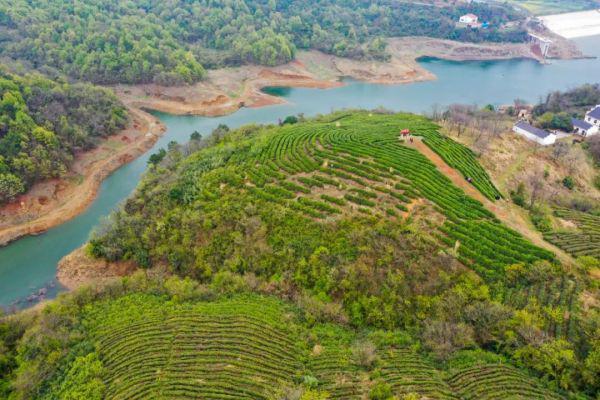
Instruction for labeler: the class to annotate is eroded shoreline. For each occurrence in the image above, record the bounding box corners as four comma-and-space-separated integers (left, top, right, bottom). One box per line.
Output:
0, 108, 166, 247
114, 36, 576, 117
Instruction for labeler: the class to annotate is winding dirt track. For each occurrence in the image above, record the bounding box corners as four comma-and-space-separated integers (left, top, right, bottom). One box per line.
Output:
0, 108, 165, 246
407, 137, 575, 266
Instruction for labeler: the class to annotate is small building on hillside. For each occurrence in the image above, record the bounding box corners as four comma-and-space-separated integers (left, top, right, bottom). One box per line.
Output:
459, 14, 480, 27
584, 105, 600, 133
572, 118, 598, 137
513, 121, 556, 145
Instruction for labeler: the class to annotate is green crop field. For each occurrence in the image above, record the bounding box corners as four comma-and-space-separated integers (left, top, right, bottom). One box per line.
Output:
448, 364, 564, 399
543, 208, 600, 259
37, 291, 563, 400
86, 295, 303, 399
505, 0, 600, 15
90, 111, 574, 335
75, 111, 597, 399
241, 111, 551, 281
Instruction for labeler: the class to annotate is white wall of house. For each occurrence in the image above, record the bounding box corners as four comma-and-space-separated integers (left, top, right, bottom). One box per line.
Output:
460, 15, 477, 24
586, 125, 599, 136
574, 125, 598, 136
513, 126, 556, 145
585, 115, 600, 128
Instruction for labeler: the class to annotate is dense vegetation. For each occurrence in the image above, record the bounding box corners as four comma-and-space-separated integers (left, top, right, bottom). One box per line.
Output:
79, 111, 600, 397
0, 275, 577, 399
0, 68, 128, 203
532, 84, 600, 131
0, 0, 527, 84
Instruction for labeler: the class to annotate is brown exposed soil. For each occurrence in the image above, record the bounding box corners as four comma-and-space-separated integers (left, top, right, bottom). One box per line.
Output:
0, 108, 166, 246
57, 246, 137, 290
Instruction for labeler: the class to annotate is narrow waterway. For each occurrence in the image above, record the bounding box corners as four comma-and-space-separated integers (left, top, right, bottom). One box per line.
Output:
1, 35, 599, 309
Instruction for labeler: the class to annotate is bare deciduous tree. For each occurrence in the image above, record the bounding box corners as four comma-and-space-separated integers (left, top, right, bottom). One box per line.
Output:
552, 142, 570, 161
527, 168, 547, 208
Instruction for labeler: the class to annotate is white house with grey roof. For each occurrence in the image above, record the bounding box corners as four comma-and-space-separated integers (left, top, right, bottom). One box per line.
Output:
513, 121, 556, 145
584, 105, 600, 135
572, 118, 598, 137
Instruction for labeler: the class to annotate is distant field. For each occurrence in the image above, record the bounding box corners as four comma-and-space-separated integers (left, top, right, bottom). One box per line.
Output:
506, 0, 600, 15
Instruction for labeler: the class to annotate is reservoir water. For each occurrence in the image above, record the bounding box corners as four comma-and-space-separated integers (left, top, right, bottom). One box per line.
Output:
1, 35, 599, 309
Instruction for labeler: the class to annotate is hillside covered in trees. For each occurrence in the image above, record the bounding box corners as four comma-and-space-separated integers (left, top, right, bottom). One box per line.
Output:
0, 68, 128, 204
0, 0, 528, 85
1, 111, 599, 399
60, 111, 597, 398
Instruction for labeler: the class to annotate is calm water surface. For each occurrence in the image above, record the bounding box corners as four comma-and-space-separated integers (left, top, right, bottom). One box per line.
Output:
1, 35, 599, 309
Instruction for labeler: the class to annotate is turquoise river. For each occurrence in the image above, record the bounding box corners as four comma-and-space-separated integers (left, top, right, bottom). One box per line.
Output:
1, 35, 599, 309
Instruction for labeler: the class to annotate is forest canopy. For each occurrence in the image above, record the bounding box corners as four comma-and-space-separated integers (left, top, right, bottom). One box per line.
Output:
0, 68, 128, 203
0, 0, 528, 85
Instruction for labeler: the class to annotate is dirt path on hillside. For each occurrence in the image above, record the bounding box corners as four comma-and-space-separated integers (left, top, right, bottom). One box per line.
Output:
0, 108, 165, 246
407, 137, 575, 265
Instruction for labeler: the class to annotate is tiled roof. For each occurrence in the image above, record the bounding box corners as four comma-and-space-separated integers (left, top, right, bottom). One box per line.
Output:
572, 118, 593, 130
587, 105, 600, 120
514, 121, 552, 139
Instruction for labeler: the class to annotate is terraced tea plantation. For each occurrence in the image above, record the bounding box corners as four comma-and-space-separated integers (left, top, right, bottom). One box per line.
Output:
378, 349, 456, 399
448, 364, 564, 400
78, 293, 564, 400
231, 111, 552, 280
85, 295, 304, 400
543, 208, 600, 259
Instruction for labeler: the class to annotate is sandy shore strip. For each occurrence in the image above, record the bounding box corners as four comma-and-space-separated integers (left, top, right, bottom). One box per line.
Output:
57, 246, 138, 290
540, 10, 600, 38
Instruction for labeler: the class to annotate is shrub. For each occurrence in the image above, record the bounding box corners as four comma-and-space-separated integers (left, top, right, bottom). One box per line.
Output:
369, 382, 393, 400
300, 389, 329, 400
400, 394, 420, 400
530, 206, 552, 232
302, 375, 319, 389
283, 115, 299, 125
352, 340, 377, 369
210, 271, 248, 294
570, 197, 594, 212
422, 320, 475, 360
562, 176, 575, 190
510, 182, 526, 207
